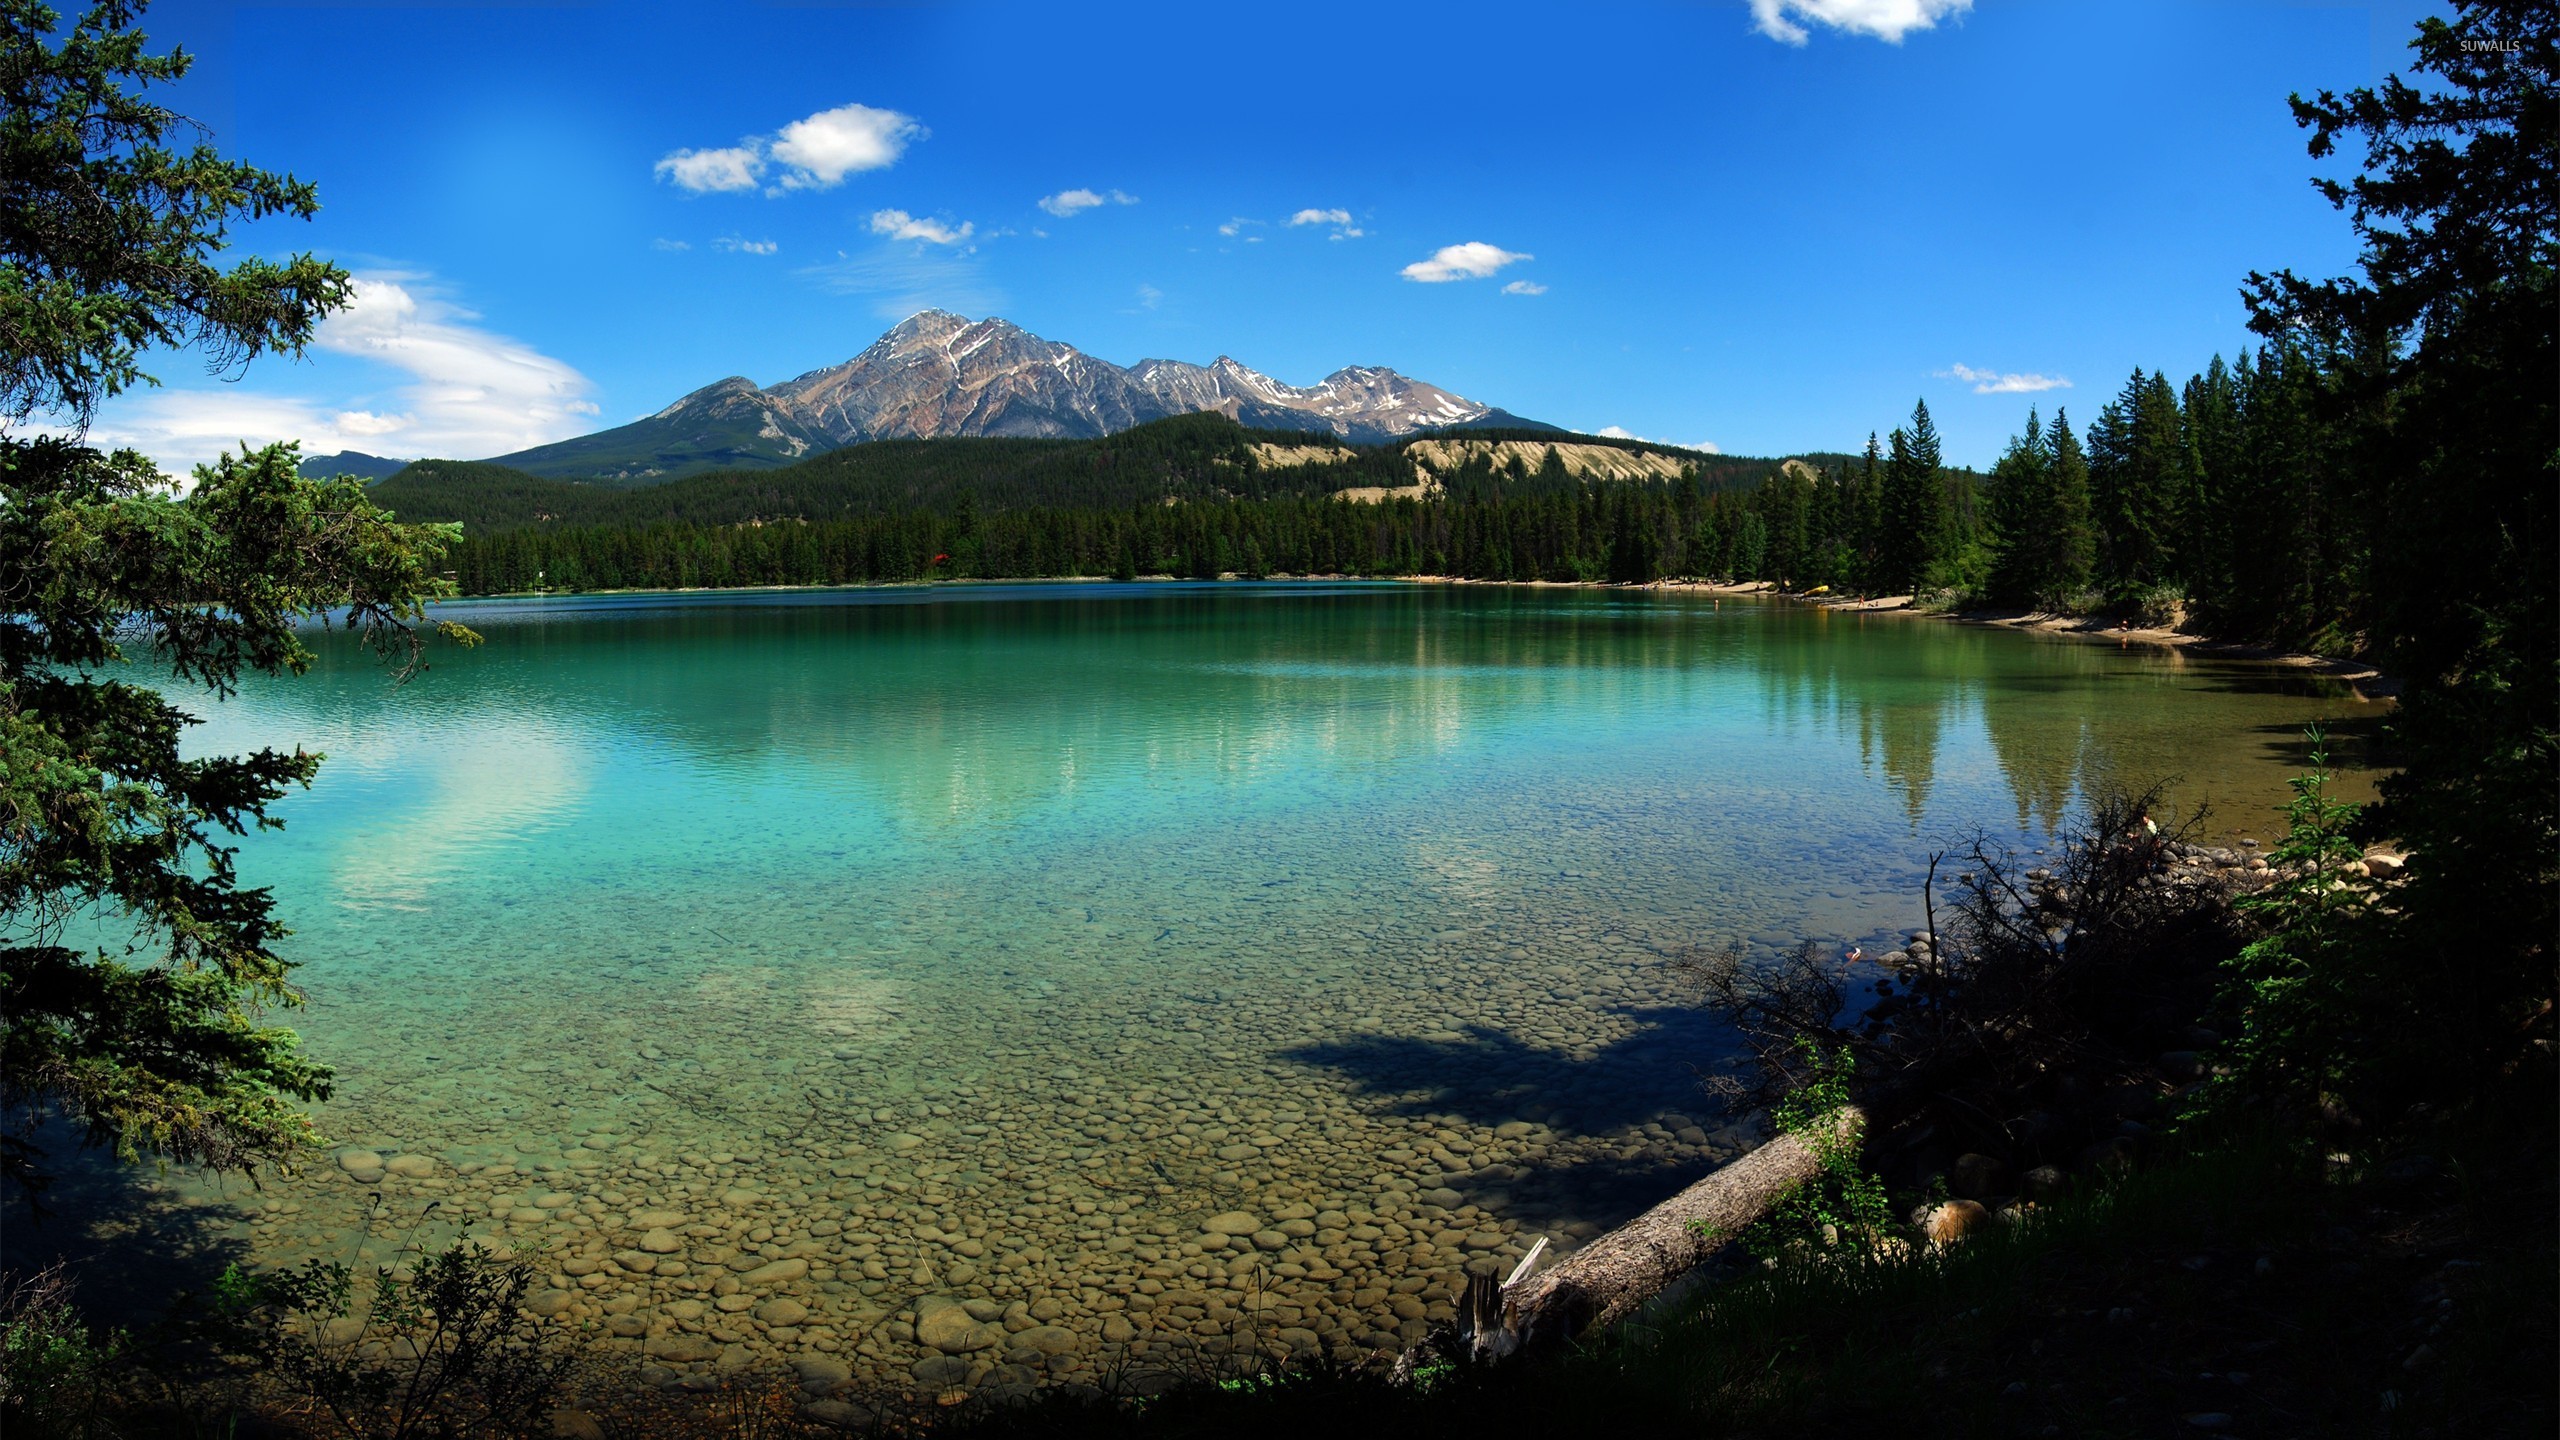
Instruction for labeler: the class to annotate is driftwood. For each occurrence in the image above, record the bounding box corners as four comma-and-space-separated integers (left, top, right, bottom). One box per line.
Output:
1432, 1106, 1866, 1364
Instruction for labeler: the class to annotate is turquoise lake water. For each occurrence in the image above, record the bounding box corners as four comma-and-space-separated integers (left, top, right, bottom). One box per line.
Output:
20, 583, 2386, 1390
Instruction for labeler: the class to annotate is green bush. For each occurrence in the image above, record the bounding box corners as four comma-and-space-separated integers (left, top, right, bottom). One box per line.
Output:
1, 1268, 123, 1439
2192, 728, 2378, 1136
206, 1241, 575, 1440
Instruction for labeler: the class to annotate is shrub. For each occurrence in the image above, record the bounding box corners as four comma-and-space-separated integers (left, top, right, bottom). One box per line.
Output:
0, 1267, 122, 1439
2190, 728, 2378, 1136
207, 1241, 577, 1440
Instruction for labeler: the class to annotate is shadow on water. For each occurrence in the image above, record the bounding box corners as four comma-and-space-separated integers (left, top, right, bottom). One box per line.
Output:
2247, 711, 2392, 773
2, 1122, 262, 1325
1281, 1005, 1754, 1231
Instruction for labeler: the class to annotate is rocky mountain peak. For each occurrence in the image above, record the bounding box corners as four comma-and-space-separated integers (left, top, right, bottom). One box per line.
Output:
650, 375, 763, 420
884, 308, 970, 337
488, 313, 1538, 479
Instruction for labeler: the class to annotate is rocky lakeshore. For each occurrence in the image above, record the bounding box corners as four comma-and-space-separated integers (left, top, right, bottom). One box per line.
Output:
66, 903, 1792, 1421
237, 1084, 1749, 1416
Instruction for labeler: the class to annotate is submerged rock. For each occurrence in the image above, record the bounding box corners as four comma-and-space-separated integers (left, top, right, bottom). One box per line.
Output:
643, 1334, 720, 1363
914, 1296, 1001, 1354
794, 1356, 852, 1394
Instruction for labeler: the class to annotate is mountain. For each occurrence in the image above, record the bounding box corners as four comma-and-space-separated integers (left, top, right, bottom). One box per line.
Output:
374, 412, 1750, 538
296, 450, 410, 482
473, 376, 826, 487
484, 311, 1557, 482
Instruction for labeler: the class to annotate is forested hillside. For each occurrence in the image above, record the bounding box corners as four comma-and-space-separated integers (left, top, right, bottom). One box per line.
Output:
376, 337, 2421, 668
368, 415, 1874, 593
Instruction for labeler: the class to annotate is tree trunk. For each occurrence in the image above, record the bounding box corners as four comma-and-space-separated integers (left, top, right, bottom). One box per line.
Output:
1448, 1107, 1863, 1360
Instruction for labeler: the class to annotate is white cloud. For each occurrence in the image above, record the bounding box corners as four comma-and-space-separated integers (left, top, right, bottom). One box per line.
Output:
332, 408, 410, 436
1217, 217, 1259, 237
770, 103, 923, 190
654, 144, 763, 194
1401, 241, 1532, 283
868, 209, 974, 246
1750, 0, 1970, 45
1501, 279, 1547, 296
654, 102, 922, 196
1938, 361, 2071, 394
652, 237, 691, 251
1597, 425, 1720, 454
713, 235, 778, 255
1287, 206, 1364, 240
85, 274, 597, 470
1134, 284, 1163, 311
1038, 187, 1137, 218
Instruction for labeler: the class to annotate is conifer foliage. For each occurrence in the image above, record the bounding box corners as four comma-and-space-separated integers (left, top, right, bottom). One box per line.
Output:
2233, 0, 2554, 1108
1, 1, 467, 1198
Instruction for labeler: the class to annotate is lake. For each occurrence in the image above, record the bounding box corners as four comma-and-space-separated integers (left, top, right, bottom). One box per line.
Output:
15, 582, 2384, 1392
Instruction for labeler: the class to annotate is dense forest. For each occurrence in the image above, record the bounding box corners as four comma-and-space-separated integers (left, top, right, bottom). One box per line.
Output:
359, 414, 1916, 597
369, 344, 2383, 659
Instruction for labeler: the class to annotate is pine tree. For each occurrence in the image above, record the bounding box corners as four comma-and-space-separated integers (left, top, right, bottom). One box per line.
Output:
1732, 509, 1768, 581
2044, 408, 2096, 601
1982, 406, 2099, 609
2230, 0, 2555, 1115
1877, 401, 1945, 594
2089, 369, 2193, 593
2, 0, 469, 1197
1981, 407, 2049, 607
1848, 432, 1885, 591
2137, 370, 2196, 576
2180, 354, 2246, 620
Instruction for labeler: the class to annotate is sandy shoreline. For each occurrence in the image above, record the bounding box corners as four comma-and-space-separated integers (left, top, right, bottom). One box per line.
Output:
1766, 586, 2399, 698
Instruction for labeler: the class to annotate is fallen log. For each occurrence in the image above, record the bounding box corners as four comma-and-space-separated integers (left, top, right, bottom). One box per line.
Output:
1437, 1105, 1867, 1363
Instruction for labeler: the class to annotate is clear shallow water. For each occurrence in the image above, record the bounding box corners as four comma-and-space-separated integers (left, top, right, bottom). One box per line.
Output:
18, 583, 2383, 1391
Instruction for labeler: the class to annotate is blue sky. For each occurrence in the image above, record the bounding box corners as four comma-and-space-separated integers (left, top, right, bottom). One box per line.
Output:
84, 0, 2442, 471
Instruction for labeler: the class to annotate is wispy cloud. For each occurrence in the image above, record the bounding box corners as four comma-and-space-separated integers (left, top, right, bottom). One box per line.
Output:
1749, 0, 1970, 46
1134, 284, 1163, 311
655, 102, 924, 196
1287, 207, 1364, 239
1501, 279, 1547, 296
713, 235, 778, 255
1217, 217, 1263, 240
798, 247, 1004, 321
868, 209, 974, 246
654, 145, 762, 194
85, 274, 596, 469
1598, 425, 1720, 454
652, 237, 692, 251
1938, 361, 2071, 394
1038, 187, 1137, 218
1401, 241, 1532, 283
